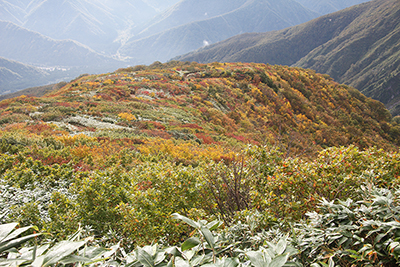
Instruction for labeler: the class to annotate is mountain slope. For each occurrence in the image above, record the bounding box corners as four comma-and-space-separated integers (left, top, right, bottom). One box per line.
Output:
175, 0, 400, 116
131, 0, 249, 40
21, 0, 156, 53
119, 0, 319, 64
295, 0, 370, 14
1, 62, 398, 153
143, 0, 181, 12
0, 0, 25, 24
0, 57, 51, 94
0, 21, 121, 69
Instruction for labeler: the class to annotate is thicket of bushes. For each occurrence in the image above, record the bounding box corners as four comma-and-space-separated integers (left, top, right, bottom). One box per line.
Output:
1, 185, 399, 266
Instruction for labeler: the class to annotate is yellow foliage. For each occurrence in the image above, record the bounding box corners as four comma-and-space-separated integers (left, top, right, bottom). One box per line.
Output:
119, 112, 136, 121
103, 79, 114, 85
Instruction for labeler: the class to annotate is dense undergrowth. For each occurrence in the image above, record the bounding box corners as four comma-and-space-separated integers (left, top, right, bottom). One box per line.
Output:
0, 62, 400, 266
1, 185, 400, 266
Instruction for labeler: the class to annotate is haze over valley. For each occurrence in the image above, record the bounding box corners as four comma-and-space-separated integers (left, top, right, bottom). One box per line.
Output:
0, 0, 371, 95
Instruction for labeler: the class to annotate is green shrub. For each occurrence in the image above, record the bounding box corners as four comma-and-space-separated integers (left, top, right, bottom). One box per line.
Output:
293, 186, 400, 266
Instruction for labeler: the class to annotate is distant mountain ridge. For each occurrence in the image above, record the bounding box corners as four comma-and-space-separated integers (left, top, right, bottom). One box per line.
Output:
0, 0, 158, 53
118, 0, 320, 64
0, 20, 126, 95
0, 0, 380, 96
0, 20, 121, 68
0, 0, 25, 24
175, 0, 400, 116
131, 0, 249, 39
295, 0, 370, 14
0, 57, 53, 94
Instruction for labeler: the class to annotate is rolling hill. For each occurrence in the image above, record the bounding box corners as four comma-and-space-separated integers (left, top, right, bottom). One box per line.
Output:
175, 0, 400, 116
0, 81, 65, 101
118, 0, 319, 64
1, 61, 399, 259
1, 61, 398, 152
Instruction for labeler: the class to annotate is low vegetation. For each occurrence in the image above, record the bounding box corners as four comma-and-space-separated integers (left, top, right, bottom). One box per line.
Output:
0, 61, 399, 266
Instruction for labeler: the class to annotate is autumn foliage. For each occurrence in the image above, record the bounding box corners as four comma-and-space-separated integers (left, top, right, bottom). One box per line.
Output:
0, 61, 399, 247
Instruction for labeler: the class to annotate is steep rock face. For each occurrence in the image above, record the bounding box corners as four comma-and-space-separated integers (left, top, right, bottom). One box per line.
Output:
119, 0, 319, 64
175, 0, 400, 116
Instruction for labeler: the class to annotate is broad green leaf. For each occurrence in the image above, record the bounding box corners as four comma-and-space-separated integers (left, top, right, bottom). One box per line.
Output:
17, 244, 49, 262
31, 255, 45, 267
388, 241, 400, 252
59, 255, 92, 264
165, 246, 182, 257
166, 258, 173, 267
103, 242, 120, 259
275, 239, 287, 255
154, 251, 166, 265
183, 250, 195, 261
1, 225, 37, 243
0, 233, 41, 254
206, 220, 221, 231
200, 226, 215, 249
191, 254, 207, 266
181, 237, 201, 251
218, 258, 239, 267
138, 247, 155, 267
175, 257, 190, 267
142, 245, 156, 257
270, 253, 290, 267
0, 223, 18, 242
39, 240, 86, 266
374, 233, 387, 244
0, 258, 30, 266
172, 213, 200, 229
80, 246, 110, 259
246, 251, 267, 267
